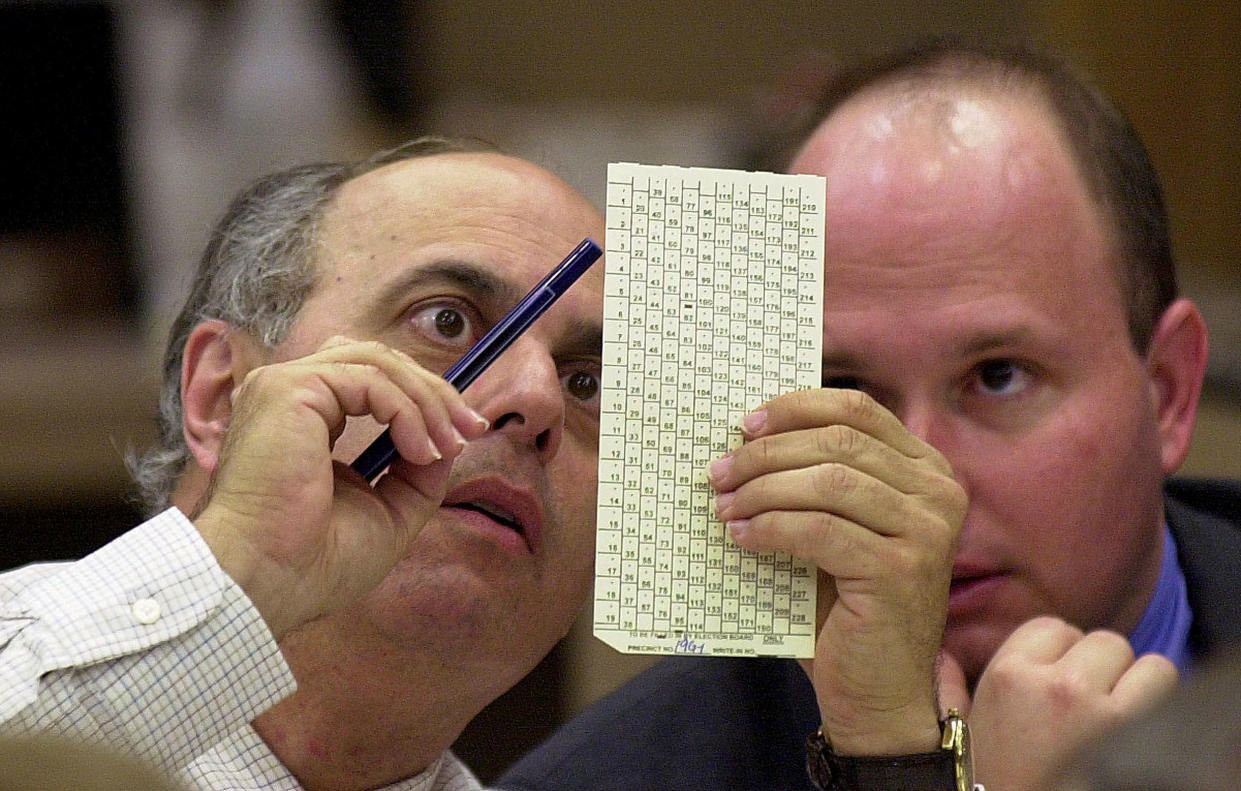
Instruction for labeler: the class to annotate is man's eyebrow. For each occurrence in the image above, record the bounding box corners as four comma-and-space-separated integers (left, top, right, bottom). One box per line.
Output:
821, 350, 868, 371
558, 319, 604, 358
370, 260, 522, 318
822, 329, 1039, 370
958, 327, 1037, 356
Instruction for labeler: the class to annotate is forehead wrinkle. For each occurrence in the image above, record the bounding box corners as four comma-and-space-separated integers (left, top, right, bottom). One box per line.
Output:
327, 153, 602, 258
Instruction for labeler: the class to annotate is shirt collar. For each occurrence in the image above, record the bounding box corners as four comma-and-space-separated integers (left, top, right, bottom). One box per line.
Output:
1128, 526, 1194, 671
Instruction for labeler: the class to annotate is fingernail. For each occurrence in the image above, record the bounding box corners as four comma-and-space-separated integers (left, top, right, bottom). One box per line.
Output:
453, 427, 468, 452
708, 455, 732, 485
742, 409, 768, 435
425, 437, 443, 461
728, 519, 751, 540
715, 491, 734, 518
471, 410, 490, 432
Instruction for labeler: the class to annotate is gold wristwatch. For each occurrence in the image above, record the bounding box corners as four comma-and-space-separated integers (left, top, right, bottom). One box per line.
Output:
805, 709, 976, 791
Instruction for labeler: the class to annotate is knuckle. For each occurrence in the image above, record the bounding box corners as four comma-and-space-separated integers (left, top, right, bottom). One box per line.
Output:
1085, 629, 1136, 659
319, 334, 353, 350
838, 387, 877, 423
801, 512, 864, 568
984, 650, 1044, 698
913, 436, 949, 465
915, 476, 968, 536
811, 462, 855, 495
816, 423, 862, 458
358, 339, 394, 359
333, 360, 378, 379
930, 446, 956, 476
985, 652, 1023, 687
791, 521, 825, 563
1023, 614, 1076, 639
805, 510, 843, 546
804, 510, 837, 536
933, 503, 966, 549
734, 511, 778, 553
1136, 652, 1177, 677
1046, 671, 1092, 709
943, 479, 969, 521
882, 541, 920, 578
746, 435, 778, 471
1087, 627, 1129, 647
787, 387, 819, 415
1131, 655, 1178, 693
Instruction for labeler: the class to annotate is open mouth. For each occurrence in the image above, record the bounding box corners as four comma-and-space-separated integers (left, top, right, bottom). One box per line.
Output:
440, 477, 542, 555
951, 570, 988, 587
443, 496, 533, 554
947, 569, 1003, 613
454, 500, 523, 535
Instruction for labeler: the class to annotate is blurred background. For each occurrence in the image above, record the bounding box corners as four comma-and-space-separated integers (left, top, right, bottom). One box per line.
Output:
1, 0, 1237, 782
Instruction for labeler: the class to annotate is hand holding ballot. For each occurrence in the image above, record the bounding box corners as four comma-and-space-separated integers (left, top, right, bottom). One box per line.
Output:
714, 387, 966, 756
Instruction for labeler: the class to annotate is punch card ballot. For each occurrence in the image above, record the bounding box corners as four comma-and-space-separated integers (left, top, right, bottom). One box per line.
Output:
594, 163, 825, 658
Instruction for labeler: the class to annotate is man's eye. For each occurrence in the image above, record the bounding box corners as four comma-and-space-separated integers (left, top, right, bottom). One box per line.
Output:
433, 308, 466, 338
409, 304, 475, 347
975, 360, 1029, 396
562, 367, 601, 407
823, 375, 866, 391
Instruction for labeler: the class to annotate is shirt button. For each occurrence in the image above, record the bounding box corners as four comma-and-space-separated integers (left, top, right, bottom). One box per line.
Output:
131, 597, 162, 625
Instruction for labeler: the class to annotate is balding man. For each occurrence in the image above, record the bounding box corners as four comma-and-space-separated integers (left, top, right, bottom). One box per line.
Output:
499, 39, 1234, 791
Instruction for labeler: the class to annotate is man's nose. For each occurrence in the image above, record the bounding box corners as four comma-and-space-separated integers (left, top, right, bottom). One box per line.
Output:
468, 337, 564, 462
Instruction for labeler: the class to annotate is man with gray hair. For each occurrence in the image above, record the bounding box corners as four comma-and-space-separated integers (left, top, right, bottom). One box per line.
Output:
0, 138, 609, 790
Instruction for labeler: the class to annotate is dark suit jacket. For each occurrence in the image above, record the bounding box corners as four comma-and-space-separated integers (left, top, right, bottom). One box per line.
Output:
497, 479, 1241, 791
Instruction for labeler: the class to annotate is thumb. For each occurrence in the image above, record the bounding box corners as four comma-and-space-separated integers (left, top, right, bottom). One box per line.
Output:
937, 650, 972, 717
374, 455, 455, 531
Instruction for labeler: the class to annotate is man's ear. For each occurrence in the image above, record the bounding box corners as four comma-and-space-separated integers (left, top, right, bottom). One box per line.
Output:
1146, 298, 1209, 474
181, 319, 266, 476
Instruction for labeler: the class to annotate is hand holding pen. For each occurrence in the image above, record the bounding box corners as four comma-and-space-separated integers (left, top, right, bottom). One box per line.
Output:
193, 237, 601, 638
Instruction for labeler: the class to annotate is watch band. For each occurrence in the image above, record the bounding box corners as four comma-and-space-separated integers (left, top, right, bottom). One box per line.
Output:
805, 709, 974, 791
806, 733, 956, 790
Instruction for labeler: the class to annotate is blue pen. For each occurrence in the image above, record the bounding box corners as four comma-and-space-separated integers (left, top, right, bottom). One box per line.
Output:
350, 237, 603, 482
